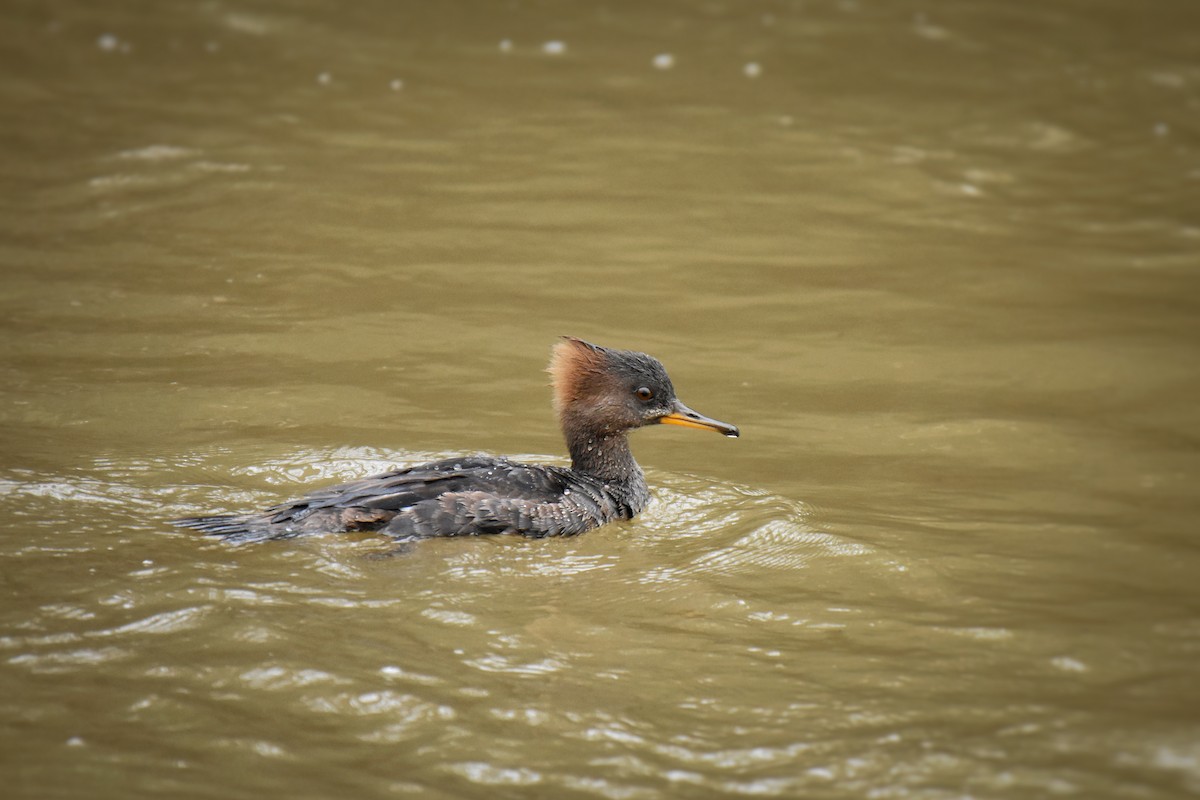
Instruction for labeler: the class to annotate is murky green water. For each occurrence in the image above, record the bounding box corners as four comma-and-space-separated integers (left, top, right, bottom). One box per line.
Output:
3, 1, 1199, 797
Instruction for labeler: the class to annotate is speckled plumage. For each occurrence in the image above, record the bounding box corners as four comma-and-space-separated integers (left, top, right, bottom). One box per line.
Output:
172, 338, 737, 544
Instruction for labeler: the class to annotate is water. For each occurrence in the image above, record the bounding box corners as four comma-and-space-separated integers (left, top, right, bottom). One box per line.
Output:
3, 0, 1199, 797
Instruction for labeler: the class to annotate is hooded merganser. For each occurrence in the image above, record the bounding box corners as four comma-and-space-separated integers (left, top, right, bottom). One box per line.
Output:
172, 337, 738, 544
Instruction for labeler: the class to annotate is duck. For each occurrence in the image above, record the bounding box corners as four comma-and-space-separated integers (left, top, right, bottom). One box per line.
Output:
172, 337, 738, 544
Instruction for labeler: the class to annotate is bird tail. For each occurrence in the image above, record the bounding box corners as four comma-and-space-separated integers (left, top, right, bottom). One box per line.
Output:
170, 514, 291, 545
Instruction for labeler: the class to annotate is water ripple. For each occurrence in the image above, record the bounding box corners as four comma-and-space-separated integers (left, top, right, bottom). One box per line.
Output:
446, 762, 543, 786
98, 606, 209, 637
238, 666, 346, 690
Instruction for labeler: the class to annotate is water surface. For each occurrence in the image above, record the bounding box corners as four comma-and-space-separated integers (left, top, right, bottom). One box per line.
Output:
3, 1, 1199, 797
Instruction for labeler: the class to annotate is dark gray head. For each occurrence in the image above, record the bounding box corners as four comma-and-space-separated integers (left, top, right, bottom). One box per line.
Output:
548, 337, 739, 439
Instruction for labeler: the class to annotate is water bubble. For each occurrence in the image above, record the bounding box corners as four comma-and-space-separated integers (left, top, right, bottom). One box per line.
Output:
499, 39, 513, 53
316, 71, 332, 86
390, 79, 404, 91
1051, 656, 1088, 672
652, 53, 674, 70
743, 62, 762, 78
542, 40, 566, 55
96, 33, 120, 52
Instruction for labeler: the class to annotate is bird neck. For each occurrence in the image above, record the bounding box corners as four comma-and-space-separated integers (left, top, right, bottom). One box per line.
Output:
565, 428, 645, 488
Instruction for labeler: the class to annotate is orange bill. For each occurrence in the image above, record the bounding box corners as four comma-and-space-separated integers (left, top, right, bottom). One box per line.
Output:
660, 401, 739, 438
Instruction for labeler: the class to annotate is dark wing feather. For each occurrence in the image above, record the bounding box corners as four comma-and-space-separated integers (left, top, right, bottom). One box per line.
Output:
171, 456, 610, 544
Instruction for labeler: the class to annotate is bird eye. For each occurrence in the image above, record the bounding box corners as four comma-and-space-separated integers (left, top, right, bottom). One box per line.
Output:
635, 387, 654, 401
